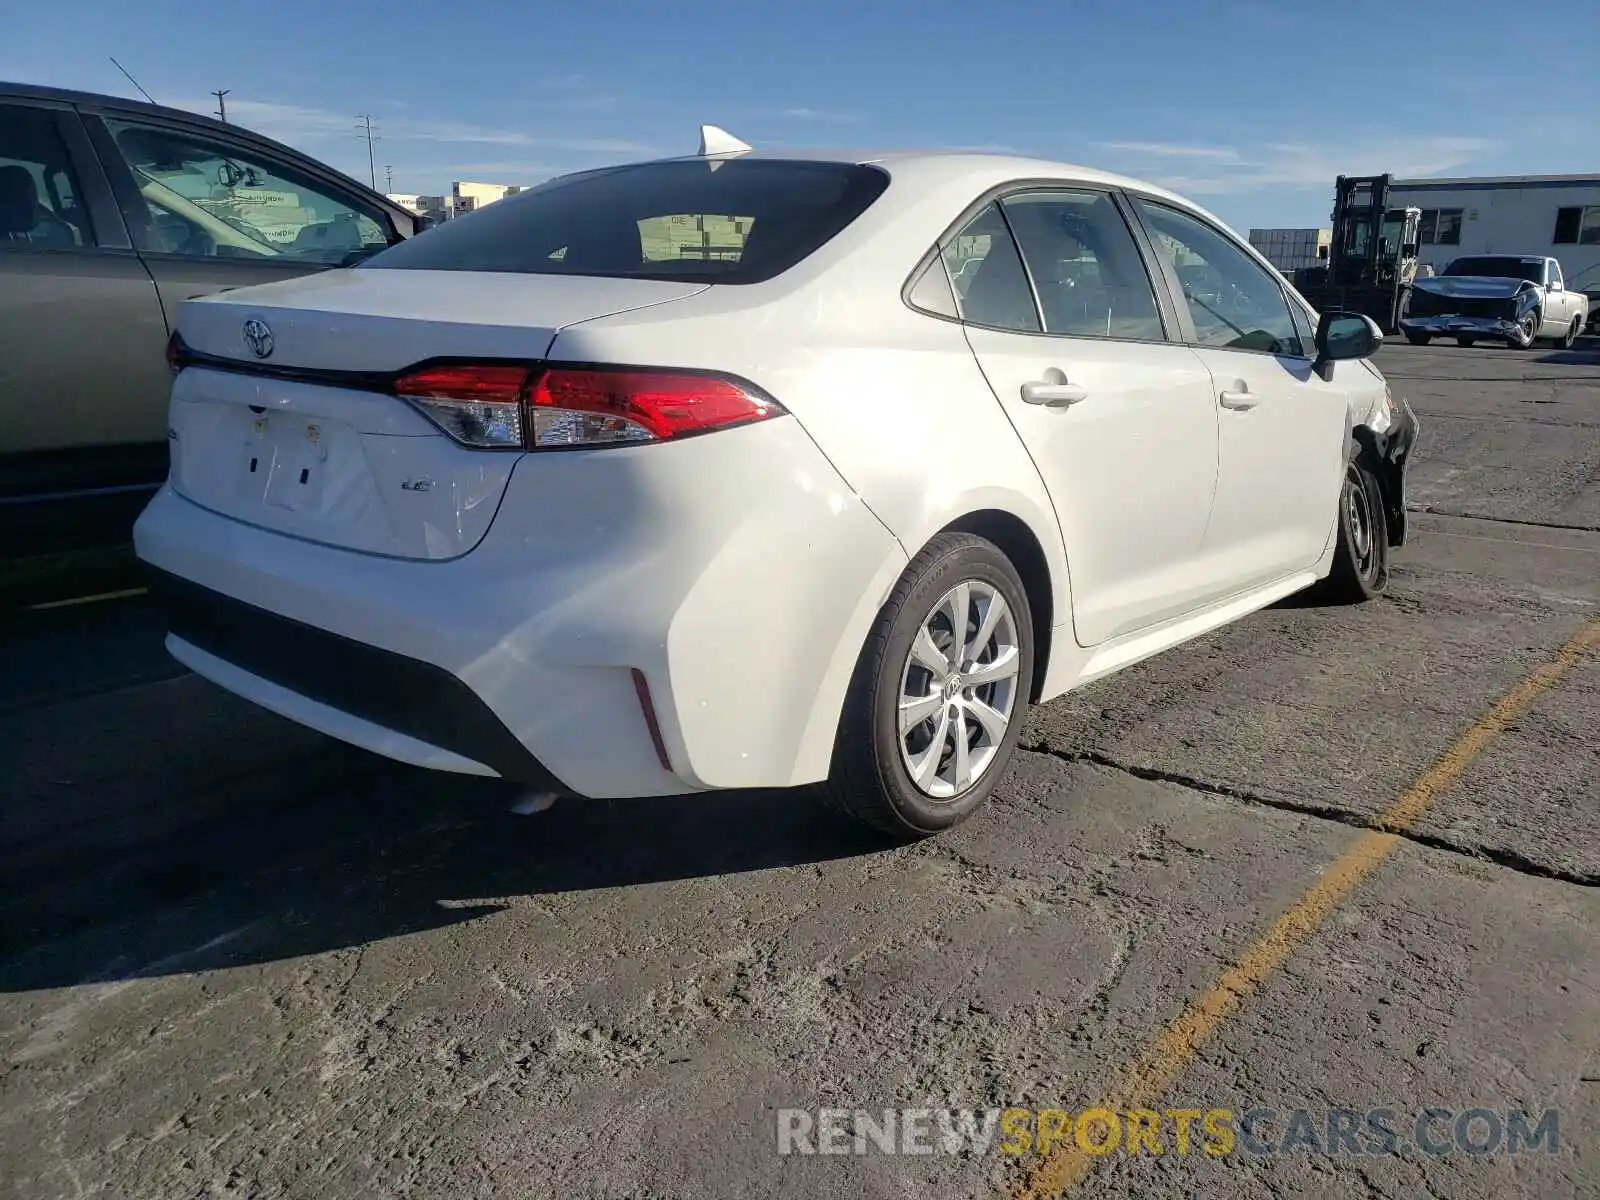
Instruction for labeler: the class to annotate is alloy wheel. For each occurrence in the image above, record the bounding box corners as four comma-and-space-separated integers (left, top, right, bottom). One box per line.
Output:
896, 581, 1021, 799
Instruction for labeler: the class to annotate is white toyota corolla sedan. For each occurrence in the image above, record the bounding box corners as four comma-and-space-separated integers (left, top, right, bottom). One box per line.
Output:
134, 129, 1417, 838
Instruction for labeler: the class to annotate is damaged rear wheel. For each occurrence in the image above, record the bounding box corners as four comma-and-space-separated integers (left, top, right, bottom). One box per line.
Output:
1317, 457, 1388, 603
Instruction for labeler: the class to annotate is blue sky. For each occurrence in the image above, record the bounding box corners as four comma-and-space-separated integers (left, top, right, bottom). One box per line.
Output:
6, 0, 1595, 232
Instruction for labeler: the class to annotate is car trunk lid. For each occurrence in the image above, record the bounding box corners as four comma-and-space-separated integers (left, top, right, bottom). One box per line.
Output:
176, 269, 709, 377
167, 270, 708, 560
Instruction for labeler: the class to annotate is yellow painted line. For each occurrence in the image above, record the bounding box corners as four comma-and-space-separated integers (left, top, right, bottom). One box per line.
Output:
25, 586, 149, 611
1015, 616, 1600, 1200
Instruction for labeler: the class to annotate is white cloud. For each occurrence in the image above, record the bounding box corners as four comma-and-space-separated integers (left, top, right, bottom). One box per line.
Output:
1093, 141, 1240, 161
422, 161, 575, 184
148, 96, 658, 193
778, 107, 861, 122
934, 142, 1023, 154
201, 98, 654, 156
1095, 136, 1495, 196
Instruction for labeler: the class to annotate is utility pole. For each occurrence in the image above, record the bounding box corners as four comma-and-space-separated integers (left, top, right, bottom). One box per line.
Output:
211, 89, 231, 122
355, 115, 379, 190
385, 164, 394, 192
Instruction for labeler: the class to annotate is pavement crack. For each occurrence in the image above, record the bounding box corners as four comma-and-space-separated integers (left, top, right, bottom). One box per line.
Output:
1020, 743, 1599, 889
330, 944, 368, 1017
1406, 503, 1600, 534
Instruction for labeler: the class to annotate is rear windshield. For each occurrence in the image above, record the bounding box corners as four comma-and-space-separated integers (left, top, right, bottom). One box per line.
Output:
1442, 256, 1543, 281
364, 159, 890, 284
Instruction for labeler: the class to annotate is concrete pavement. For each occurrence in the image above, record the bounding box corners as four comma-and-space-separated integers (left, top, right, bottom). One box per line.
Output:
1, 341, 1596, 1200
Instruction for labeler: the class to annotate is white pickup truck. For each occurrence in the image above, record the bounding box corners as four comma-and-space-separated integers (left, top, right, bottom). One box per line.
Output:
1400, 254, 1590, 349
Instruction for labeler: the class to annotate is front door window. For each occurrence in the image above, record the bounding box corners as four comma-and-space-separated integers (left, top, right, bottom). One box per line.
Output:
102, 118, 391, 265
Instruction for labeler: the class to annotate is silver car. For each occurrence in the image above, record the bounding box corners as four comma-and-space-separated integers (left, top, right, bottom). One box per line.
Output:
1, 83, 423, 553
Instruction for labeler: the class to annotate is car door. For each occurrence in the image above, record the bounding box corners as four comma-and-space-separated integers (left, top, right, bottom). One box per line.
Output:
1128, 196, 1350, 598
936, 189, 1222, 647
0, 98, 170, 495
80, 109, 401, 340
1545, 260, 1574, 331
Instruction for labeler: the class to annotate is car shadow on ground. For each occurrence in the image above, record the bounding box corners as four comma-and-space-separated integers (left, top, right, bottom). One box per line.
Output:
0, 751, 889, 994
1533, 345, 1600, 366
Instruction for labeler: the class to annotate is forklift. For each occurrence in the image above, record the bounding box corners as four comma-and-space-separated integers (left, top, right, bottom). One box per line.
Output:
1292, 174, 1422, 333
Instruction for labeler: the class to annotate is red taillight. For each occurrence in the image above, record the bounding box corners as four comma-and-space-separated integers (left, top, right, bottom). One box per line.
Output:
390, 362, 783, 450
528, 368, 781, 446
394, 364, 530, 404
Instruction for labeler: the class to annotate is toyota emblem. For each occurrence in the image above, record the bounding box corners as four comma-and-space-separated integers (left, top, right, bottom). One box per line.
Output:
242, 318, 275, 359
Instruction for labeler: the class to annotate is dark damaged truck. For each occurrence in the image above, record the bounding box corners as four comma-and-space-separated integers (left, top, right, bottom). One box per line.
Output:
1399, 254, 1589, 349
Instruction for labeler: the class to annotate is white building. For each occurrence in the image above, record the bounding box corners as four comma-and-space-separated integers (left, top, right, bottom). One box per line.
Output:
450, 181, 523, 214
386, 184, 524, 223
1388, 174, 1600, 288
1248, 227, 1331, 274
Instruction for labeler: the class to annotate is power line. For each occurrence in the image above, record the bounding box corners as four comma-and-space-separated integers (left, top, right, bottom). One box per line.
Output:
385, 164, 394, 192
355, 115, 380, 190
108, 57, 156, 105
211, 89, 231, 122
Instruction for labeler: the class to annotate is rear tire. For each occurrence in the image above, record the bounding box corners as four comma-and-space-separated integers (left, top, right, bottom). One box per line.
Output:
1455, 337, 1476, 348
824, 532, 1033, 839
1404, 332, 1431, 346
1317, 457, 1389, 603
1560, 318, 1580, 350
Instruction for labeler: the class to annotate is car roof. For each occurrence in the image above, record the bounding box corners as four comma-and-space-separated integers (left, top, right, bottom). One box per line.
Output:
643, 145, 1220, 225
3, 80, 255, 137
0, 79, 407, 216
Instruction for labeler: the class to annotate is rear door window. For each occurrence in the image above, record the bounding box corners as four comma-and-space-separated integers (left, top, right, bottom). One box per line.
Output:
0, 103, 95, 248
935, 202, 1041, 333
365, 159, 889, 283
998, 190, 1165, 341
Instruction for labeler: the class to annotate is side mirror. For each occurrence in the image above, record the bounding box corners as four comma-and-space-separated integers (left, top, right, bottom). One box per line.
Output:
1314, 311, 1383, 378
1548, 279, 1563, 292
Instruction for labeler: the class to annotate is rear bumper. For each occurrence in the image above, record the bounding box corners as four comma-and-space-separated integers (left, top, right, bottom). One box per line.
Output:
134, 419, 908, 798
151, 568, 563, 786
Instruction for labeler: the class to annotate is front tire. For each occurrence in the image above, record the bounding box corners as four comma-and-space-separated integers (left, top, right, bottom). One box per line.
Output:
825, 532, 1033, 839
1404, 332, 1431, 346
1455, 336, 1476, 348
1317, 458, 1389, 603
1513, 310, 1540, 349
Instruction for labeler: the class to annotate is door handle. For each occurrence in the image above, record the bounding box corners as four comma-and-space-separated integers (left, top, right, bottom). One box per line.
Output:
1218, 387, 1258, 411
1020, 369, 1088, 407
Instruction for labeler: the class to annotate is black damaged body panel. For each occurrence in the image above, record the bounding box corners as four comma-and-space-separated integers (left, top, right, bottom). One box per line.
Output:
1401, 276, 1542, 345
1353, 394, 1419, 547
1406, 281, 1538, 323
